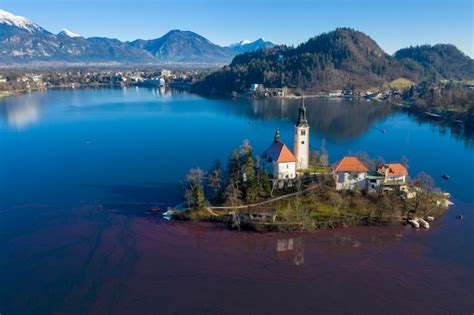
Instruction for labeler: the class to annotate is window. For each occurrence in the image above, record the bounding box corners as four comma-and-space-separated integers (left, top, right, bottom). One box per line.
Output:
301, 141, 304, 144
301, 130, 306, 136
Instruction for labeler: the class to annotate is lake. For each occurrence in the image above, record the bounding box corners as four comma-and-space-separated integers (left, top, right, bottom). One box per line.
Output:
0, 87, 473, 314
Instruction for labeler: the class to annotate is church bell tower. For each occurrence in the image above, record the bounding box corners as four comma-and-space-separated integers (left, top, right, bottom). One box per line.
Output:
294, 96, 310, 170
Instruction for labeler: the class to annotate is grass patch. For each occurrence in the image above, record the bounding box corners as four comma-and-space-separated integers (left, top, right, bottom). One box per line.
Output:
0, 91, 11, 98
389, 78, 415, 90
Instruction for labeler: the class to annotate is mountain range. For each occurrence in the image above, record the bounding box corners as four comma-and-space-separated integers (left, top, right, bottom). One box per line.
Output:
0, 9, 274, 65
229, 38, 275, 54
195, 28, 474, 93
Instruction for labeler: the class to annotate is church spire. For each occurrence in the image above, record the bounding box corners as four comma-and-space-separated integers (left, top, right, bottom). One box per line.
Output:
274, 130, 281, 143
296, 95, 308, 127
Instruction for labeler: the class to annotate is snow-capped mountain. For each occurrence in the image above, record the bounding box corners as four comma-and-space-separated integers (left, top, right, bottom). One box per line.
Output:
230, 39, 252, 48
58, 29, 82, 38
0, 9, 154, 63
229, 38, 275, 53
0, 9, 264, 65
130, 30, 234, 63
0, 9, 45, 33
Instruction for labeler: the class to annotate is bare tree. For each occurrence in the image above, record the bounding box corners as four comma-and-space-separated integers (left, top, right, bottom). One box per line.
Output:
206, 160, 223, 203
184, 168, 206, 209
223, 179, 242, 207
319, 139, 329, 166
413, 172, 434, 192
401, 155, 410, 169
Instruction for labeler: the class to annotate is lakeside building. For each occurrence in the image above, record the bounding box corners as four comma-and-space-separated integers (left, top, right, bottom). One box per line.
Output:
261, 100, 310, 181
377, 163, 408, 183
332, 156, 369, 191
376, 163, 410, 194
334, 158, 414, 197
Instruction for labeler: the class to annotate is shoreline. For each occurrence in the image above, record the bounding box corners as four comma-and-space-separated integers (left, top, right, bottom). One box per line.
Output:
2, 85, 472, 125
189, 86, 474, 124
169, 184, 451, 233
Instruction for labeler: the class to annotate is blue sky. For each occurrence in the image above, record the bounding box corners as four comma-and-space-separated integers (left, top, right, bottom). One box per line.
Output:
1, 0, 473, 57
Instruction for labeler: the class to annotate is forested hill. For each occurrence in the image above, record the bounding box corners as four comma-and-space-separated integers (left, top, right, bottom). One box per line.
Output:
194, 28, 474, 94
394, 44, 474, 80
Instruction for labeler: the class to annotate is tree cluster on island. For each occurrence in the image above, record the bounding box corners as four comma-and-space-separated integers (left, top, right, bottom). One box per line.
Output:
179, 140, 447, 232
183, 140, 273, 210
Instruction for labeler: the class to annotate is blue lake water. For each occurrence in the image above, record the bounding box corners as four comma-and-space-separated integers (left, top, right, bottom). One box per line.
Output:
0, 88, 473, 314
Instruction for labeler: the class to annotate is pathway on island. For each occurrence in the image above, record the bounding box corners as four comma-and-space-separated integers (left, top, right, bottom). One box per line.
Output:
204, 184, 323, 216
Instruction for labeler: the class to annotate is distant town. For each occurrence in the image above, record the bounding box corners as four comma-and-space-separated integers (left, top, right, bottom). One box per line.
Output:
1, 68, 473, 126
0, 68, 201, 98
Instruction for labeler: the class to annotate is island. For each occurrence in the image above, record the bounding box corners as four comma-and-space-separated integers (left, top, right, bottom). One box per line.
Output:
168, 100, 451, 232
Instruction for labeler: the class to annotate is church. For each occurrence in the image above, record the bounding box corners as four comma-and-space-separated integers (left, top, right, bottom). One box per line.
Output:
261, 99, 310, 180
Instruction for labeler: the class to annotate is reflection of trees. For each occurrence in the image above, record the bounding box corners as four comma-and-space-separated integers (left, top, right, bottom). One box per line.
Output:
405, 111, 474, 149
224, 98, 394, 141
221, 96, 474, 146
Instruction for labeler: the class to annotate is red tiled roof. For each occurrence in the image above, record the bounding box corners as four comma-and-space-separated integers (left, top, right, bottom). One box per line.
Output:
263, 141, 297, 163
333, 156, 368, 172
378, 163, 408, 176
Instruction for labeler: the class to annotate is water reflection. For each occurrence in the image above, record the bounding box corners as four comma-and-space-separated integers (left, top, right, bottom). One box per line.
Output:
213, 96, 474, 145
405, 111, 474, 148
277, 237, 304, 266
0, 92, 42, 129
273, 226, 408, 266
227, 97, 395, 141
1, 88, 473, 147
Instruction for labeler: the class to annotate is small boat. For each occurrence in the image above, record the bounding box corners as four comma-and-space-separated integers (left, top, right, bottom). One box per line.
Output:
425, 216, 435, 222
408, 219, 420, 228
147, 207, 161, 214
442, 174, 449, 180
162, 210, 173, 220
457, 214, 464, 220
425, 112, 443, 120
84, 140, 93, 145
417, 218, 430, 229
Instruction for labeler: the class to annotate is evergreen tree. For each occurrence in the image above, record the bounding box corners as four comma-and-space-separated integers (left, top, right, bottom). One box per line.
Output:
309, 150, 319, 166
240, 140, 259, 202
227, 149, 241, 183
258, 169, 272, 197
240, 140, 255, 182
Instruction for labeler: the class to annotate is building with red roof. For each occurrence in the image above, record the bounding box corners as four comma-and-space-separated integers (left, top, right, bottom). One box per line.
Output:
332, 156, 369, 190
377, 163, 408, 183
262, 130, 297, 180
